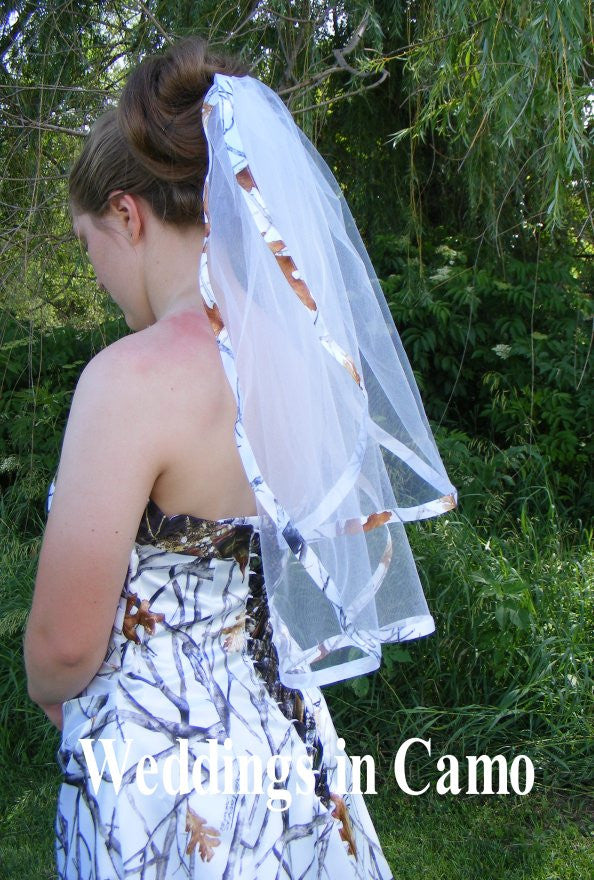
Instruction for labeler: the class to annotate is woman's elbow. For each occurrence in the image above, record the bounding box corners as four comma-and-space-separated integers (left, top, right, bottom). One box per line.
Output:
24, 623, 101, 705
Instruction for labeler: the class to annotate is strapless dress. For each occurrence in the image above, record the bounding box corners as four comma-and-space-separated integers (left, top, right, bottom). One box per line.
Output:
54, 496, 394, 879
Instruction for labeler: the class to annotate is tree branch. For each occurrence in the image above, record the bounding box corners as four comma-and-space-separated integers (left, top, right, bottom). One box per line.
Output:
137, 1, 174, 45
291, 70, 389, 115
278, 8, 374, 98
9, 118, 87, 138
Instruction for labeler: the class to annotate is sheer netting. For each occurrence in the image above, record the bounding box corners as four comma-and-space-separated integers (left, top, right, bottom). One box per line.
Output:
199, 73, 457, 688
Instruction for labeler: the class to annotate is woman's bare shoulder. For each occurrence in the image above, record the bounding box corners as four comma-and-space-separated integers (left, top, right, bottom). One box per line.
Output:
79, 309, 221, 401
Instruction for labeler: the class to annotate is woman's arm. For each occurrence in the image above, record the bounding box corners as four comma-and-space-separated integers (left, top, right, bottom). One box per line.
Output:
24, 341, 165, 707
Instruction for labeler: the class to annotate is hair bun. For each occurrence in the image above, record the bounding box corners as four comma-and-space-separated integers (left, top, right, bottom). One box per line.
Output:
118, 37, 249, 184
69, 38, 248, 226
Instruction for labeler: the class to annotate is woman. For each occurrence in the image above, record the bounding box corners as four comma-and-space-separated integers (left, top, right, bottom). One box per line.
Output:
24, 37, 456, 879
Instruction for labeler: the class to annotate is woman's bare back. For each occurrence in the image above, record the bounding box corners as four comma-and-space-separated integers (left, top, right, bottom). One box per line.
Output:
130, 306, 258, 521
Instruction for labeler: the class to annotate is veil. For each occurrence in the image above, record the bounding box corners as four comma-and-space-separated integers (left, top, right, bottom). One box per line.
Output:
199, 73, 457, 688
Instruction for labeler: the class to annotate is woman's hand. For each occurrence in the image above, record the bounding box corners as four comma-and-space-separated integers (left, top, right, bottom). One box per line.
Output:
40, 702, 64, 731
24, 339, 165, 707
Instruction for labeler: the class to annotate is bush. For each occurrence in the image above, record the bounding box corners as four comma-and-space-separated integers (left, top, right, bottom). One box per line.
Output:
374, 231, 592, 520
0, 313, 126, 534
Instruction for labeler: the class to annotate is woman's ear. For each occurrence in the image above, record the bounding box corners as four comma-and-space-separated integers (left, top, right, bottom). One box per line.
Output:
107, 191, 143, 243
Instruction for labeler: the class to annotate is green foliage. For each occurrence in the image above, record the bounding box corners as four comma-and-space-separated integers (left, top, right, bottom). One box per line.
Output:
387, 0, 593, 240
0, 522, 52, 765
0, 313, 126, 532
373, 229, 593, 518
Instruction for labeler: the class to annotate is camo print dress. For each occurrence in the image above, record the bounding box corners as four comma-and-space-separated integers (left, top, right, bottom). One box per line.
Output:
53, 491, 394, 879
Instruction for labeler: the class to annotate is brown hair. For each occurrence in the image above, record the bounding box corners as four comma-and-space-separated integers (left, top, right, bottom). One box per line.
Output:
69, 38, 249, 225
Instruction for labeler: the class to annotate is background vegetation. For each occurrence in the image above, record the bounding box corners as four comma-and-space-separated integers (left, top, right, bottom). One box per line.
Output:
1, 2, 592, 877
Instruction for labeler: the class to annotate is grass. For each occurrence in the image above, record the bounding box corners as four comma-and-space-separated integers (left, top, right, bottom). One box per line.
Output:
372, 780, 593, 880
0, 762, 60, 880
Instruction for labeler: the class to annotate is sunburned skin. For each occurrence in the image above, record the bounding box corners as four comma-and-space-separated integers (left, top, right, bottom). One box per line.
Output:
115, 307, 217, 369
148, 307, 218, 357
110, 323, 253, 521
124, 308, 257, 522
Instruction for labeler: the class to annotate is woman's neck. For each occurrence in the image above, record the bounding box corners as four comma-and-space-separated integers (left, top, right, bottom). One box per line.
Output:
140, 215, 206, 323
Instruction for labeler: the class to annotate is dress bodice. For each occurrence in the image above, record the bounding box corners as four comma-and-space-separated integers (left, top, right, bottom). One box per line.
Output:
135, 497, 260, 561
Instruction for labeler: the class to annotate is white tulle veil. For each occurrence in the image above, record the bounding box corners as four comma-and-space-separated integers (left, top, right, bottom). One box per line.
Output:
199, 73, 457, 688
